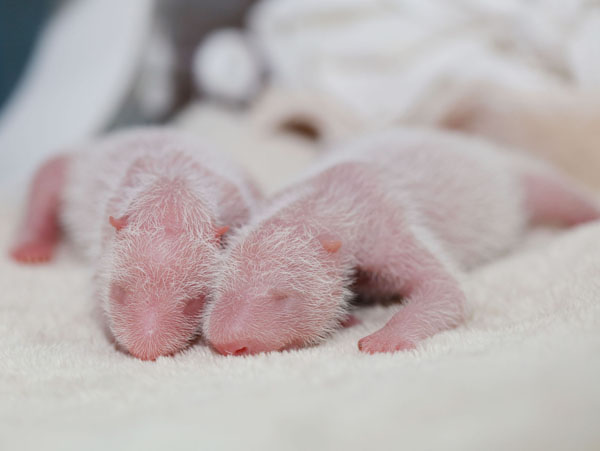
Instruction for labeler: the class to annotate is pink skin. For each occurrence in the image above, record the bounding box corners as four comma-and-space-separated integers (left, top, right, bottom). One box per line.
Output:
12, 130, 599, 357
11, 161, 225, 360
207, 223, 348, 355
103, 186, 224, 360
206, 162, 468, 355
98, 155, 241, 360
522, 172, 600, 226
206, 141, 600, 356
208, 212, 466, 356
10, 129, 258, 360
11, 155, 68, 263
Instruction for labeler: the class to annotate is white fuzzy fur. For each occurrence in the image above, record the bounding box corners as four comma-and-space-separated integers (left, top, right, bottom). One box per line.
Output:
301, 128, 527, 267
205, 128, 533, 351
62, 127, 258, 259
59, 127, 261, 357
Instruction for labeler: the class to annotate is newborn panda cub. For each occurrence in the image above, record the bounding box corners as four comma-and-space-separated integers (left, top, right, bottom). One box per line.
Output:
205, 128, 600, 355
11, 128, 260, 360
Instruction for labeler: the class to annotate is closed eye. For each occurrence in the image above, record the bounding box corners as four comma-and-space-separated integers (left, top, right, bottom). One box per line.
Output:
269, 289, 289, 302
110, 283, 128, 305
183, 294, 206, 317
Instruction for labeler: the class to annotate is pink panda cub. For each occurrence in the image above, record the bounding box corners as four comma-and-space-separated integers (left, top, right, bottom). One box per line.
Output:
11, 127, 261, 360
205, 128, 600, 355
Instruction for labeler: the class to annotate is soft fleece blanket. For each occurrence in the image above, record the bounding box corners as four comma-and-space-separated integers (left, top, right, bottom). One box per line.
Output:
2, 105, 600, 450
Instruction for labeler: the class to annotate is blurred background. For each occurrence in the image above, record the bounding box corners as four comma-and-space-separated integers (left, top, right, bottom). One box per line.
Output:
1, 0, 599, 192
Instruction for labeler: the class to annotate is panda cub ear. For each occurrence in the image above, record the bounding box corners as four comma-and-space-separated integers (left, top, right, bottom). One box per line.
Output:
109, 215, 129, 232
214, 225, 230, 243
318, 233, 342, 254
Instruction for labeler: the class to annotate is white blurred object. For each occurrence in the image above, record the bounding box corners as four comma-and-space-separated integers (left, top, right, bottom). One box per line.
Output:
0, 0, 155, 187
236, 0, 600, 126
193, 28, 262, 103
568, 11, 600, 88
134, 23, 176, 120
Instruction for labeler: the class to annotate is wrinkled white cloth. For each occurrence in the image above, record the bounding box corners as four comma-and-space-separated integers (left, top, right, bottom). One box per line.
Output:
205, 0, 600, 125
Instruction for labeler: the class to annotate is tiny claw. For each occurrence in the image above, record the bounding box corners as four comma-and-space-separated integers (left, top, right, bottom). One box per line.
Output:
10, 241, 54, 264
